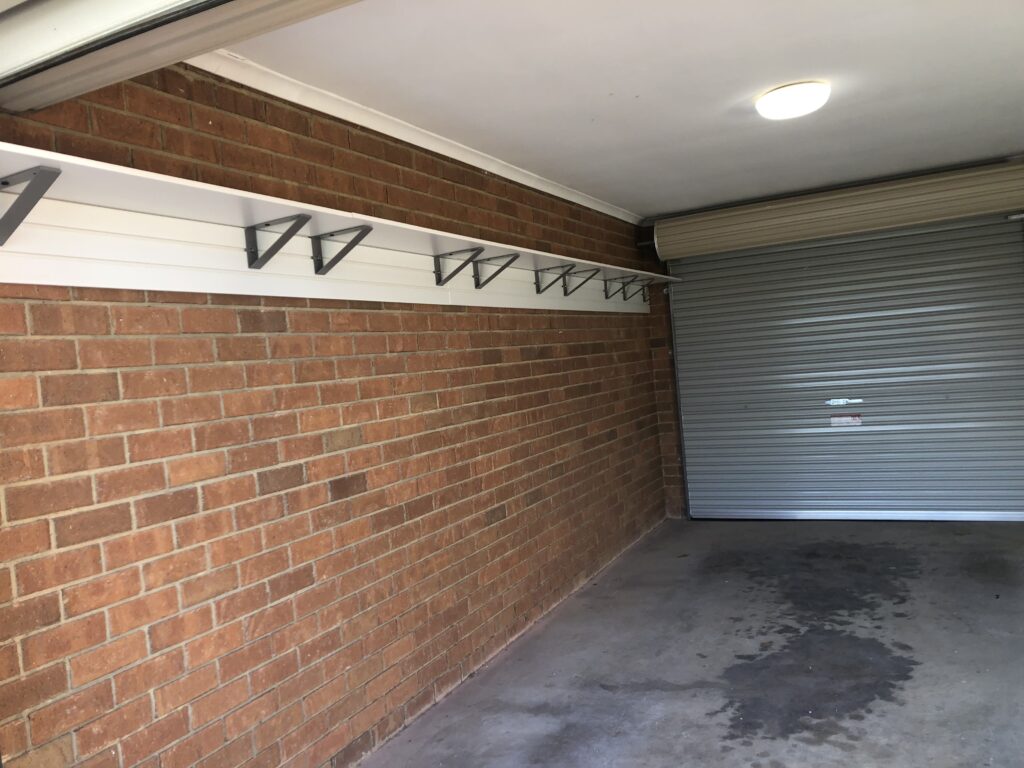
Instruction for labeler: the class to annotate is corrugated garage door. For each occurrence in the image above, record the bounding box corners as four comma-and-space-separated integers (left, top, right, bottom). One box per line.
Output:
668, 214, 1024, 520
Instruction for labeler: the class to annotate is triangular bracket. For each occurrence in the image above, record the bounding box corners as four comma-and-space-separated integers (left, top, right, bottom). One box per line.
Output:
0, 165, 61, 247
563, 268, 601, 296
534, 265, 574, 294
624, 279, 653, 302
472, 252, 520, 289
311, 224, 373, 275
604, 275, 639, 300
245, 214, 311, 270
433, 247, 484, 286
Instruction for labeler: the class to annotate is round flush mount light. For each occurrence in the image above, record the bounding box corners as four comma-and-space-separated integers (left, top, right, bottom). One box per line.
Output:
755, 81, 831, 120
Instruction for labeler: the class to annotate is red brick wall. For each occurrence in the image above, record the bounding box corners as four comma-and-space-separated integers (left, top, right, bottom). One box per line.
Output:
0, 64, 643, 272
0, 64, 681, 768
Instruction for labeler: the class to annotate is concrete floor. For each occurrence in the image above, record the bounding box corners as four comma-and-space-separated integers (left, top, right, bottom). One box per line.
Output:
359, 520, 1024, 768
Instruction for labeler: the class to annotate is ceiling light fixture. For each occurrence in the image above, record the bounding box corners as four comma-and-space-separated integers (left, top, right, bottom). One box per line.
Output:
755, 81, 831, 120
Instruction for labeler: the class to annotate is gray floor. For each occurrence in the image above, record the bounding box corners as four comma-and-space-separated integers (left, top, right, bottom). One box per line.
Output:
359, 520, 1024, 768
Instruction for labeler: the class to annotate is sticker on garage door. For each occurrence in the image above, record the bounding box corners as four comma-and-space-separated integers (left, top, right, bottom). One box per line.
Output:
831, 414, 863, 426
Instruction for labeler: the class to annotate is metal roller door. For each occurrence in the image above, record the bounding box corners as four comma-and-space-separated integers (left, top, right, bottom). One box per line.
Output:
668, 214, 1024, 520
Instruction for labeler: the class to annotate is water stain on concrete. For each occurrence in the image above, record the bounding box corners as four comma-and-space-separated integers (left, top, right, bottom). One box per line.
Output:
716, 627, 917, 741
702, 540, 922, 744
701, 541, 921, 622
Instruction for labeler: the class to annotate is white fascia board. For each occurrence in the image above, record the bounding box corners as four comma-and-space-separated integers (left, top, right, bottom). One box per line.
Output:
0, 143, 674, 312
186, 49, 643, 226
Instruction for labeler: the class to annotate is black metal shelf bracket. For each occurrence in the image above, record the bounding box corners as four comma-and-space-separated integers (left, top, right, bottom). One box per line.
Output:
563, 268, 601, 296
0, 165, 61, 247
472, 252, 519, 289
311, 224, 372, 275
245, 214, 311, 270
534, 265, 574, 294
604, 275, 639, 300
433, 246, 484, 286
624, 279, 654, 302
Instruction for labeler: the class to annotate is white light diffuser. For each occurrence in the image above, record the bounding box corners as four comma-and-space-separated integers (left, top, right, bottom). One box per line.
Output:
755, 81, 831, 120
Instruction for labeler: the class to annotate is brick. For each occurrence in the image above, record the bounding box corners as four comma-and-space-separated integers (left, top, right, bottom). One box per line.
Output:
144, 548, 206, 590
223, 389, 275, 417
114, 649, 184, 703
125, 82, 190, 125
0, 520, 50, 561
96, 462, 166, 502
168, 452, 225, 485
228, 442, 279, 473
30, 304, 109, 335
79, 338, 152, 368
75, 697, 151, 757
6, 476, 93, 522
224, 689, 276, 739
0, 407, 84, 446
150, 605, 213, 650
22, 613, 105, 669
215, 584, 268, 624
268, 565, 314, 602
17, 546, 102, 595
70, 632, 147, 685
108, 587, 178, 635
0, 718, 27, 762
209, 530, 262, 568
155, 337, 215, 364
0, 664, 66, 721
0, 302, 26, 333
63, 569, 141, 617
257, 464, 305, 495
120, 368, 187, 398
54, 503, 132, 547
30, 684, 115, 749
136, 487, 200, 527
0, 376, 37, 410
120, 709, 189, 765
194, 420, 250, 450
238, 310, 286, 333
0, 643, 16, 680
161, 394, 222, 425
40, 372, 119, 406
47, 436, 125, 474
192, 104, 247, 140
182, 307, 238, 333
176, 509, 232, 547
329, 473, 368, 500
0, 447, 45, 484
154, 665, 218, 715
0, 594, 61, 642
216, 336, 267, 361
127, 427, 192, 461
186, 622, 244, 668
182, 567, 238, 607
104, 527, 174, 569
111, 305, 180, 334
202, 475, 255, 510
189, 364, 245, 392
86, 400, 160, 435
6, 734, 75, 768
160, 724, 226, 768
192, 677, 249, 727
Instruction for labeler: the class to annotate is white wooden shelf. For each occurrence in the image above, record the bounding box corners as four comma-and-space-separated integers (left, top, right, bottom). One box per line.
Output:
0, 143, 677, 313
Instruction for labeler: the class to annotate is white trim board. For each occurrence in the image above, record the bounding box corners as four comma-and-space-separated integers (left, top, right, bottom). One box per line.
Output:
186, 50, 643, 225
0, 143, 675, 312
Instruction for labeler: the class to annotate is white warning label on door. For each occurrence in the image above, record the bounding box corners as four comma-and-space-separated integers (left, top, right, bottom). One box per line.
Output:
830, 414, 863, 427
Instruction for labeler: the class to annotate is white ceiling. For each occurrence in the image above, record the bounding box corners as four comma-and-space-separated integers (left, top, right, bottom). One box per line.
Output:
227, 0, 1024, 220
